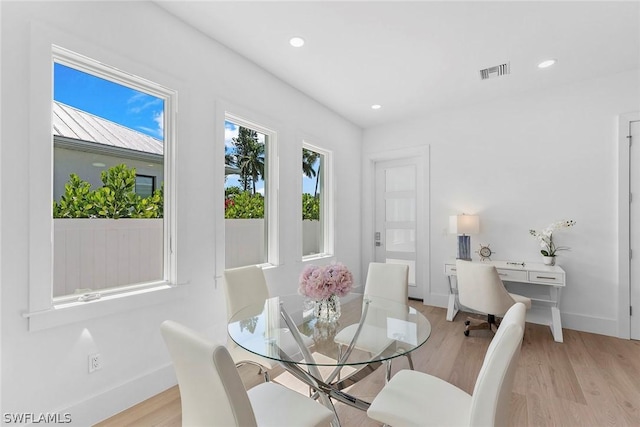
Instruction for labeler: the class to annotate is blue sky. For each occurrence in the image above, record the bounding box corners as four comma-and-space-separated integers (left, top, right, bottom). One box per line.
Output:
54, 63, 318, 195
53, 63, 164, 140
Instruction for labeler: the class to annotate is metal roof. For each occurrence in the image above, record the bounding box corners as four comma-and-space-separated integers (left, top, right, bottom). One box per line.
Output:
52, 101, 163, 155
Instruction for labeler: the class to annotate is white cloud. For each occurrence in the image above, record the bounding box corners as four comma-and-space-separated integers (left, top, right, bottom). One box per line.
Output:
225, 122, 238, 148
154, 110, 164, 139
127, 93, 162, 114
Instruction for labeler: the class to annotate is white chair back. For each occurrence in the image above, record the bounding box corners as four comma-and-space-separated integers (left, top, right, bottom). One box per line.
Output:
364, 262, 409, 303
223, 265, 269, 320
160, 320, 258, 427
469, 302, 526, 427
456, 260, 517, 316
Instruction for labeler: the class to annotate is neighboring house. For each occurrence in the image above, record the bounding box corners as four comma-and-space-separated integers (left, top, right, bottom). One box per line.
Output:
53, 100, 164, 199
53, 101, 239, 199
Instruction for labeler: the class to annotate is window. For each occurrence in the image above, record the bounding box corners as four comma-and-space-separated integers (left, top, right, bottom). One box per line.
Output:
50, 46, 175, 302
302, 142, 333, 259
135, 175, 156, 198
224, 114, 278, 268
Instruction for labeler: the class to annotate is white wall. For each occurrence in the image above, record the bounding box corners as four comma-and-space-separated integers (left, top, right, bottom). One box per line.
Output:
364, 69, 640, 337
0, 1, 361, 424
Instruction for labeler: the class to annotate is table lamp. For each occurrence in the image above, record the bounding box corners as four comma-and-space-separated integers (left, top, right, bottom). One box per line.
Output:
449, 214, 480, 260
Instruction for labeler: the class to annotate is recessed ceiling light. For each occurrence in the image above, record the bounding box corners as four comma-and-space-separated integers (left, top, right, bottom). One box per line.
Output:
92, 162, 106, 167
371, 104, 382, 110
289, 37, 305, 48
538, 59, 556, 69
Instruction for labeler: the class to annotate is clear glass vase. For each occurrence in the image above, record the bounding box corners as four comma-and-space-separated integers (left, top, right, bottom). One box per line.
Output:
313, 294, 341, 323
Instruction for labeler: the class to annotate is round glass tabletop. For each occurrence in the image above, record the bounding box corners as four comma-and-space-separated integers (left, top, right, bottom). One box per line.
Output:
228, 293, 431, 367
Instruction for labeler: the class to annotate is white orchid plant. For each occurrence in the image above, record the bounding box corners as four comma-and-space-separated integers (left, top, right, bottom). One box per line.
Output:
529, 219, 576, 257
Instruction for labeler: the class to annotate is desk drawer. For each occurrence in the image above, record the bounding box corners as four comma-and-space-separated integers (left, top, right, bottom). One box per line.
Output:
496, 269, 528, 282
445, 264, 457, 275
527, 271, 564, 285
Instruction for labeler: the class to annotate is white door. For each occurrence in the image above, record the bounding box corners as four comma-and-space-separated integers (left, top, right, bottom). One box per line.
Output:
374, 158, 421, 299
631, 119, 640, 339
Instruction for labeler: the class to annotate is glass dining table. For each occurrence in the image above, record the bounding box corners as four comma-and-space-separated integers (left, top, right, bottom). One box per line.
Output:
227, 293, 432, 425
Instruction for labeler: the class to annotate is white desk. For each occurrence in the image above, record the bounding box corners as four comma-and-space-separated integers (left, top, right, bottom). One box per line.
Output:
444, 260, 566, 342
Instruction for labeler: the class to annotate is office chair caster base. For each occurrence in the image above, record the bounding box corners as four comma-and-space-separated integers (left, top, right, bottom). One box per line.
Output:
463, 314, 498, 337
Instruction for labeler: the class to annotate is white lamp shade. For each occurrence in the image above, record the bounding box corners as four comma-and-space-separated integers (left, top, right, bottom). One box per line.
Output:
449, 214, 480, 235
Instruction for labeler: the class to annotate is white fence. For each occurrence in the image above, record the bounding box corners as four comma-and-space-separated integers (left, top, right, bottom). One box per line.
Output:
53, 219, 163, 297
225, 219, 265, 269
53, 218, 321, 296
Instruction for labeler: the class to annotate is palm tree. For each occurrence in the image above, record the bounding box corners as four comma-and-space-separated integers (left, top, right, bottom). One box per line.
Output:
302, 148, 318, 180
232, 127, 264, 194
302, 148, 320, 198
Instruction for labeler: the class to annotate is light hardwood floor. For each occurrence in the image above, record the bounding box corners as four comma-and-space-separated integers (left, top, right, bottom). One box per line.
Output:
95, 302, 640, 426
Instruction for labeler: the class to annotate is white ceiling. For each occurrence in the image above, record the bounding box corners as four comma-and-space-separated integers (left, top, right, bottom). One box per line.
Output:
157, 1, 640, 129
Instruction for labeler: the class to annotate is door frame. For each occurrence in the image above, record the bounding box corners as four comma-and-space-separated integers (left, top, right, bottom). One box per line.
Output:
362, 146, 430, 302
618, 112, 640, 339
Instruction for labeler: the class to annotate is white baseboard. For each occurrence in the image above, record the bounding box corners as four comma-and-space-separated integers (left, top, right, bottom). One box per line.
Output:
426, 293, 449, 309
427, 292, 620, 338
561, 311, 619, 338
38, 363, 177, 427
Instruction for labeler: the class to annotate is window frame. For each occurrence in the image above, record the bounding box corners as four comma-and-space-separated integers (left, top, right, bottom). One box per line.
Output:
25, 31, 179, 331
301, 141, 334, 261
224, 112, 279, 268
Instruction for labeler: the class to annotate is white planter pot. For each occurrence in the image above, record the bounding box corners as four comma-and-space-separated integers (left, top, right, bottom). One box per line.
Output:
542, 256, 556, 266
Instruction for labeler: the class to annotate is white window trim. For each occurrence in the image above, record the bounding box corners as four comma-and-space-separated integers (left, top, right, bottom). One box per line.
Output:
301, 141, 334, 261
24, 23, 180, 331
618, 111, 639, 339
224, 112, 280, 267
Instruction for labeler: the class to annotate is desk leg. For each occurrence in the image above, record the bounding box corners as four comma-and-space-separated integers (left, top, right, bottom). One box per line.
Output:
551, 307, 563, 342
550, 287, 563, 343
446, 276, 459, 321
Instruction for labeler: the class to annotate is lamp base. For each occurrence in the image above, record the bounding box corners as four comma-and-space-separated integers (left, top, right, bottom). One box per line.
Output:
456, 235, 472, 261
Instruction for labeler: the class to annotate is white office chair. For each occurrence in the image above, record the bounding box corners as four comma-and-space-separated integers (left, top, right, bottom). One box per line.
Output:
334, 262, 413, 382
160, 320, 334, 427
456, 260, 531, 336
367, 302, 527, 427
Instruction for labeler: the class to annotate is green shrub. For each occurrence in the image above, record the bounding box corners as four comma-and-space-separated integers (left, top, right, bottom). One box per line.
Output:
302, 193, 320, 220
54, 173, 96, 218
53, 164, 163, 219
224, 191, 264, 219
131, 184, 163, 218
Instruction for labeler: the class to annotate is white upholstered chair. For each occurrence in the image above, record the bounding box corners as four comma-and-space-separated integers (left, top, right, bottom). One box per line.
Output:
223, 265, 275, 381
367, 302, 527, 427
456, 260, 531, 336
224, 265, 312, 381
334, 262, 413, 382
160, 320, 333, 427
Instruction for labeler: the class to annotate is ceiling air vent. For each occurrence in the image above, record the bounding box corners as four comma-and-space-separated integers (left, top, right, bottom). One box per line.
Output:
479, 62, 510, 80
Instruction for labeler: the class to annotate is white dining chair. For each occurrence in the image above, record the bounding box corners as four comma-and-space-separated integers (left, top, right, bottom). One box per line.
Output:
224, 265, 313, 382
367, 302, 527, 427
333, 262, 413, 382
160, 320, 334, 427
224, 265, 275, 381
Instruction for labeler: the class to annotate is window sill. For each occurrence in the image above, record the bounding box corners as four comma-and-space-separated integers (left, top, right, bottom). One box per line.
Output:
302, 253, 335, 263
23, 283, 187, 332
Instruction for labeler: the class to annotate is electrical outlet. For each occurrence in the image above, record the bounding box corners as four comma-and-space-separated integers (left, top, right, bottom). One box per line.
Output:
88, 353, 102, 373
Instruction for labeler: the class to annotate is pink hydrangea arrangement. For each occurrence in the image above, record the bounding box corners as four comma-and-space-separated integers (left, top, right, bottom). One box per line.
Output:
298, 263, 354, 300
